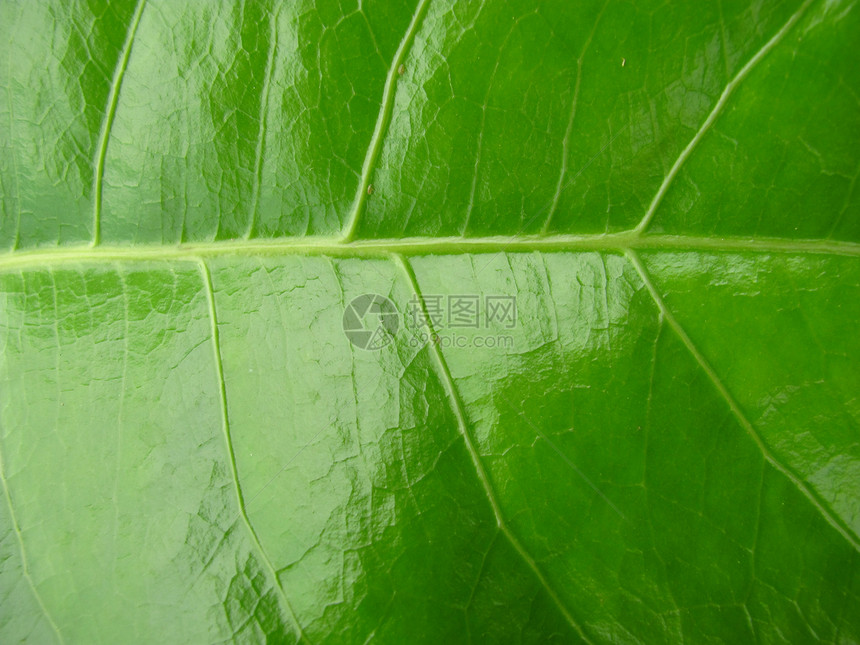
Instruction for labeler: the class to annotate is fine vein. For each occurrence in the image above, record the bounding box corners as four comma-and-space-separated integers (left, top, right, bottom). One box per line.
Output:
633, 0, 816, 235
626, 249, 860, 553
394, 253, 594, 644
246, 7, 280, 239
0, 444, 65, 644
198, 259, 307, 641
463, 17, 521, 234
341, 0, 432, 242
542, 0, 608, 234
92, 0, 147, 246
6, 49, 23, 250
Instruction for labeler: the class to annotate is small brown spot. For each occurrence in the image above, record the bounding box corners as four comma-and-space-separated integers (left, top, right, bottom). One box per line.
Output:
367, 184, 374, 195
397, 64, 405, 75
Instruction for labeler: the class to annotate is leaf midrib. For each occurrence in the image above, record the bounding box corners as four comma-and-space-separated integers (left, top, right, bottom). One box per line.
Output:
0, 233, 857, 272
10, 0, 830, 266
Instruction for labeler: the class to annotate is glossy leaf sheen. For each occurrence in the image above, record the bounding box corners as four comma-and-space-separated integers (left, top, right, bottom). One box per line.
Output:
1, 0, 858, 643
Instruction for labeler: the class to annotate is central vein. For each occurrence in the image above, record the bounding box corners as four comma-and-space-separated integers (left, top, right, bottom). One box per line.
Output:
0, 233, 857, 271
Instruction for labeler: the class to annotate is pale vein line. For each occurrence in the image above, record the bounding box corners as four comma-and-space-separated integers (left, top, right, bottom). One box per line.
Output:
542, 0, 608, 234
716, 0, 732, 79
626, 249, 860, 553
245, 6, 280, 240
458, 84, 631, 249
0, 233, 859, 271
463, 18, 521, 235
0, 444, 65, 643
827, 157, 860, 239
542, 64, 583, 235
394, 253, 594, 644
198, 259, 307, 642
341, 0, 432, 242
92, 0, 147, 247
6, 47, 23, 250
498, 396, 627, 520
111, 267, 130, 579
633, 0, 816, 235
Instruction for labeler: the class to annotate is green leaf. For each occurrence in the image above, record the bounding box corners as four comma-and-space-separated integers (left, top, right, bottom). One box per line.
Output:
1, 0, 858, 643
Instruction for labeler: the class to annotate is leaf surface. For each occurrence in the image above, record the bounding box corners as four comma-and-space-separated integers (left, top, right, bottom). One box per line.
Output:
1, 0, 859, 643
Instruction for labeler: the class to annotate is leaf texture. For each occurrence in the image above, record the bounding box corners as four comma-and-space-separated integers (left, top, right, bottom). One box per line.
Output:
1, 0, 859, 643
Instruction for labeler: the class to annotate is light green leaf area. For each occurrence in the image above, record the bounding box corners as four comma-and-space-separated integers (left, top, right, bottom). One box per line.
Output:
1, 0, 858, 643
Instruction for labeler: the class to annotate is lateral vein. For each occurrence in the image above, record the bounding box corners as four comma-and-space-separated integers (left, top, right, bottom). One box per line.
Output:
626, 249, 860, 553
198, 259, 308, 642
246, 7, 280, 239
633, 0, 816, 235
394, 253, 595, 644
0, 443, 65, 644
92, 0, 147, 247
341, 0, 432, 242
